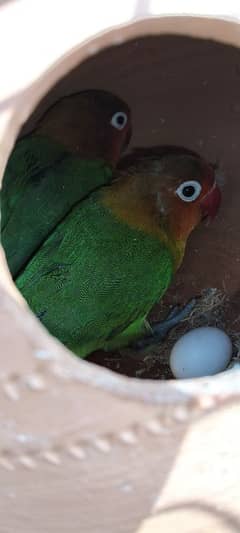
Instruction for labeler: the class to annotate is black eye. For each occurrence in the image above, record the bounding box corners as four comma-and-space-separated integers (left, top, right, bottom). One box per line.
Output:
176, 180, 202, 202
182, 185, 195, 197
110, 111, 128, 130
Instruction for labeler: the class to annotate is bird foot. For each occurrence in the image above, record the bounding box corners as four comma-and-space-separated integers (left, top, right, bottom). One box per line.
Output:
133, 298, 196, 350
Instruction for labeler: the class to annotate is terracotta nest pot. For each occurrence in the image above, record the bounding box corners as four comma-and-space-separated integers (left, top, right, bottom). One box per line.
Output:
0, 2, 240, 532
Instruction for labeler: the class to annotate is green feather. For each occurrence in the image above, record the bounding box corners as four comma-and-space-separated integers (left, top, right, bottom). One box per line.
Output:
16, 189, 173, 358
1, 135, 112, 278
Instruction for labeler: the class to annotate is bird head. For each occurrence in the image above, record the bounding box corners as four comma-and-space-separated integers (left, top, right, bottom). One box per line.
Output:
118, 146, 221, 243
36, 89, 132, 168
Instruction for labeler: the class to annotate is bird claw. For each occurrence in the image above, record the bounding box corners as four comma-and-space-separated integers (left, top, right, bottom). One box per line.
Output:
133, 298, 196, 350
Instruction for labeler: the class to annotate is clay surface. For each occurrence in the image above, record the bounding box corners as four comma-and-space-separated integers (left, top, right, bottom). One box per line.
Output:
1, 10, 240, 531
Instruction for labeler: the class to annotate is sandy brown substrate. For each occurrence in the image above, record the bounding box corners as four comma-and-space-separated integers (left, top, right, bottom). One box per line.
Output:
18, 35, 240, 378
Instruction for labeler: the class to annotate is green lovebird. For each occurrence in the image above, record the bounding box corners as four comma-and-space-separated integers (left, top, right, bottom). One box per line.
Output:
16, 147, 221, 358
1, 90, 131, 278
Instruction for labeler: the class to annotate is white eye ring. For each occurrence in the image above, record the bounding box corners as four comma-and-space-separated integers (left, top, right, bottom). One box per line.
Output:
110, 111, 128, 130
176, 180, 202, 203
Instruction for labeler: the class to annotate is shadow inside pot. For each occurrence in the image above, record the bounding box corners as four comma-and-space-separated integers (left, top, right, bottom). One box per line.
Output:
3, 34, 240, 380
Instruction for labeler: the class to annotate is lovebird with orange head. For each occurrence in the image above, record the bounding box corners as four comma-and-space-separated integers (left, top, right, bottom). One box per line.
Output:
1, 90, 131, 278
16, 147, 221, 357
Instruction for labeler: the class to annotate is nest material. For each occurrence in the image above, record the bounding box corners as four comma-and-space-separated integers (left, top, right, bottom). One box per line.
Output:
89, 288, 239, 379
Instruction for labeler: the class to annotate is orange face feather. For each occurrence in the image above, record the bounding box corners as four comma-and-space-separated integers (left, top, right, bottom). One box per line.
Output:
36, 90, 132, 168
102, 147, 221, 269
166, 162, 221, 241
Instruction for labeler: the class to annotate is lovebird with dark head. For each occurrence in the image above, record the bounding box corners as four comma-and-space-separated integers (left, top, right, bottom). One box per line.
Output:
16, 147, 221, 358
1, 90, 131, 278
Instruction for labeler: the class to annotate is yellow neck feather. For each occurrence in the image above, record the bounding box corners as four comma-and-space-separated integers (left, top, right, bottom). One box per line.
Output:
100, 179, 186, 271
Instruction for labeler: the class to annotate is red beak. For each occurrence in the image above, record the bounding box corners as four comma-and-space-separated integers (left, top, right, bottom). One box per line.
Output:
200, 182, 221, 220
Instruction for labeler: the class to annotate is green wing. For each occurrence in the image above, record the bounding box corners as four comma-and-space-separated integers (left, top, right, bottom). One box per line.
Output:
1, 135, 112, 278
1, 135, 68, 224
16, 191, 173, 358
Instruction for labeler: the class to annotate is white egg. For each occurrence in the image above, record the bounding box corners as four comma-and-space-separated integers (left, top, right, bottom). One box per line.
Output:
170, 326, 232, 379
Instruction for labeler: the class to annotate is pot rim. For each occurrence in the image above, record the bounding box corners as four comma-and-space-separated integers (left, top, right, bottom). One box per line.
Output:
1, 10, 240, 405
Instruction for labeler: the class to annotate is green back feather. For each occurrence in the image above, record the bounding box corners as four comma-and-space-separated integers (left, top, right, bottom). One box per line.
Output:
1, 135, 112, 278
16, 189, 173, 357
